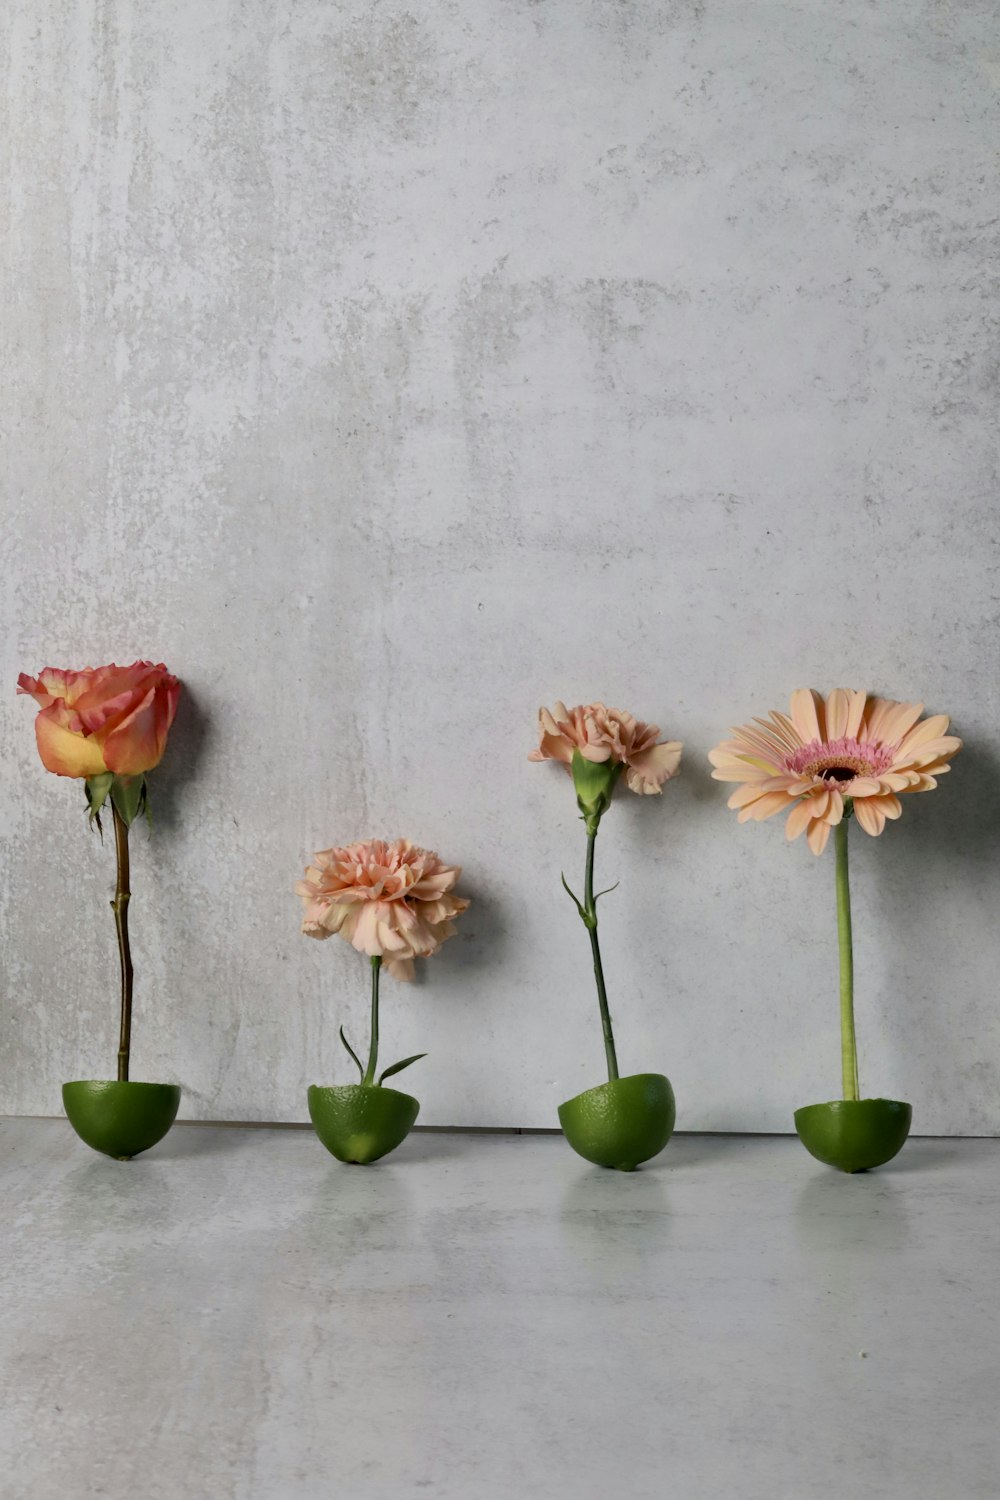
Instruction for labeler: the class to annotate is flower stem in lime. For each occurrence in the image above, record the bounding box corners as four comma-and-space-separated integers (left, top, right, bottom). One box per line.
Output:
362, 955, 382, 1087
835, 816, 859, 1101
584, 818, 620, 1083
112, 802, 134, 1083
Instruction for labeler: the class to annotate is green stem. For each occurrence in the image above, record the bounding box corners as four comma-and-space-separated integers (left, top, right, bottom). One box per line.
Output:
584, 819, 619, 1083
835, 817, 859, 1102
112, 803, 133, 1083
362, 955, 382, 1086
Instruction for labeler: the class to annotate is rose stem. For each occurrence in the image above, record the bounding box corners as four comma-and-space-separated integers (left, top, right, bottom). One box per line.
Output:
112, 802, 134, 1083
835, 816, 859, 1102
362, 955, 382, 1087
584, 817, 619, 1083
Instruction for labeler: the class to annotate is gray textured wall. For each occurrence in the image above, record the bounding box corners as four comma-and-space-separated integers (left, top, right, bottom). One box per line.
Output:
2, 0, 998, 1131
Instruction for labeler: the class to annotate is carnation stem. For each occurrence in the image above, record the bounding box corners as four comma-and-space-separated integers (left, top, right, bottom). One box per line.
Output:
112, 803, 134, 1083
584, 820, 620, 1083
835, 817, 859, 1102
363, 955, 382, 1087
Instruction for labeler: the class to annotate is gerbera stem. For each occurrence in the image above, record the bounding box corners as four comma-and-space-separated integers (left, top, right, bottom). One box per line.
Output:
112, 803, 133, 1083
584, 819, 620, 1083
362, 955, 382, 1087
835, 817, 859, 1102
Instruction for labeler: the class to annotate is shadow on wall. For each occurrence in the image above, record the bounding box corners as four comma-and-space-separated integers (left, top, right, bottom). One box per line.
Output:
611, 741, 719, 843
150, 685, 211, 833
867, 738, 1000, 1121
405, 872, 510, 990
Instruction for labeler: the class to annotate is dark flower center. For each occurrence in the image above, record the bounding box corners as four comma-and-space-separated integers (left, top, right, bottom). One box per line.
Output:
821, 766, 856, 783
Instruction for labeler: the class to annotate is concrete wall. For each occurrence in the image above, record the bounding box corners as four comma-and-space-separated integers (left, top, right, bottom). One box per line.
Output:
2, 0, 998, 1130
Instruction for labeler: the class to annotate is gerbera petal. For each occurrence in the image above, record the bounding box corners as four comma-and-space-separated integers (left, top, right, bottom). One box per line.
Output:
790, 689, 824, 745
881, 700, 930, 744
825, 689, 851, 740
905, 742, 962, 770
769, 710, 804, 748
879, 772, 918, 792
737, 790, 795, 822
853, 799, 886, 836
893, 714, 952, 758
806, 820, 831, 855
708, 751, 778, 782
809, 788, 830, 821
866, 697, 924, 744
844, 690, 867, 738
914, 748, 961, 775
728, 784, 774, 810
726, 725, 789, 769
752, 715, 799, 753
712, 691, 960, 852
785, 799, 816, 841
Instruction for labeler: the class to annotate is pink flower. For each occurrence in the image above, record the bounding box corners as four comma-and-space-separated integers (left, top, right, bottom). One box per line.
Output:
529, 701, 682, 794
709, 688, 962, 854
17, 662, 180, 778
296, 838, 470, 980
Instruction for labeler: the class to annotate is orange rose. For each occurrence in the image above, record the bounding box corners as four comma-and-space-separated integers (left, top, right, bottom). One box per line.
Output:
17, 661, 181, 778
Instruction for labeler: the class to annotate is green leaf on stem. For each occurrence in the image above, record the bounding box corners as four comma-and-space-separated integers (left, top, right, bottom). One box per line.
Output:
339, 1027, 364, 1079
560, 871, 587, 920
378, 1053, 427, 1085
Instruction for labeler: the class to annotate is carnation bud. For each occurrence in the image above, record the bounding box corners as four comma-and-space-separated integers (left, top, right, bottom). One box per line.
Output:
571, 750, 622, 826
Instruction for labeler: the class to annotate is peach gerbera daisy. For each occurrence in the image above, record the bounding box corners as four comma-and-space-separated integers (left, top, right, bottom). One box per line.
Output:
709, 688, 961, 854
296, 838, 470, 980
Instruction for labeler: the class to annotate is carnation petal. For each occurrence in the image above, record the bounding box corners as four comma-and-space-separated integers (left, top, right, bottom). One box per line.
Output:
296, 837, 468, 978
625, 739, 682, 792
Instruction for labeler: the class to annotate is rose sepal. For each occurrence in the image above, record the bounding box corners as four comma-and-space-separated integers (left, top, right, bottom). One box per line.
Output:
109, 774, 148, 828
85, 772, 115, 827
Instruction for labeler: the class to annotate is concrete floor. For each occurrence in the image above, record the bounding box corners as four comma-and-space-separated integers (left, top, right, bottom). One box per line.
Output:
1, 1121, 998, 1500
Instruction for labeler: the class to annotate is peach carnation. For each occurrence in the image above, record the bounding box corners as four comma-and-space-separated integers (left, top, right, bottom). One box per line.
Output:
709, 688, 962, 854
529, 701, 682, 794
296, 838, 470, 980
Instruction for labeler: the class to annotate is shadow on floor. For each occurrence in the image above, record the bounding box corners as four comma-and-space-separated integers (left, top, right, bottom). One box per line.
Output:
151, 1123, 291, 1159
646, 1132, 769, 1172
396, 1131, 469, 1163
882, 1140, 966, 1173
